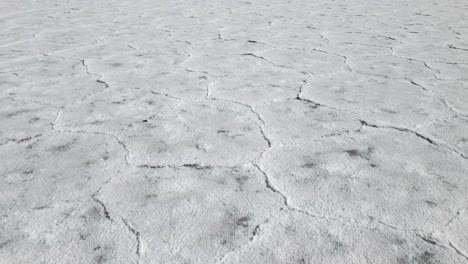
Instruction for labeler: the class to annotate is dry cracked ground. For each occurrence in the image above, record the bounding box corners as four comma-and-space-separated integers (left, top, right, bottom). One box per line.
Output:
1, 0, 468, 263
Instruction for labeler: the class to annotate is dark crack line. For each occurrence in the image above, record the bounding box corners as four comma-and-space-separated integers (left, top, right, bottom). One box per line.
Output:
28, 54, 110, 103
342, 41, 394, 50
246, 39, 277, 48
250, 224, 261, 241
293, 71, 354, 111
205, 96, 281, 257
391, 55, 441, 80
294, 96, 358, 115
96, 79, 109, 88
137, 163, 234, 171
208, 97, 271, 148
251, 108, 272, 149
112, 133, 135, 167
307, 48, 353, 72
80, 59, 110, 89
448, 45, 468, 52
434, 61, 468, 66
404, 79, 468, 118
417, 234, 441, 246
150, 91, 183, 101
413, 233, 465, 258
252, 162, 288, 206
318, 32, 330, 43
360, 120, 436, 144
319, 129, 356, 139
239, 53, 294, 70
374, 32, 405, 44
92, 197, 113, 222
296, 73, 313, 99
122, 218, 141, 261
405, 78, 432, 92
360, 120, 467, 160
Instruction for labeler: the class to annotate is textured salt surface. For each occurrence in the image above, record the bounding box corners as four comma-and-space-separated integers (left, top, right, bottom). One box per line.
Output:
1, 0, 468, 263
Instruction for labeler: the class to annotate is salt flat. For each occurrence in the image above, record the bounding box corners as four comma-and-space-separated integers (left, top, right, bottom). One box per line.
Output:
1, 0, 468, 263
